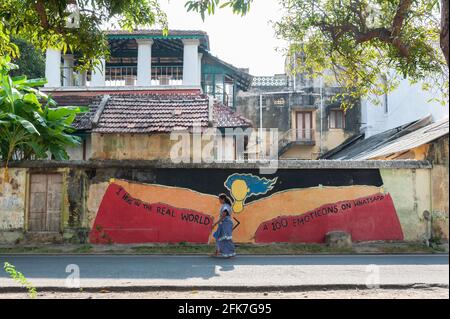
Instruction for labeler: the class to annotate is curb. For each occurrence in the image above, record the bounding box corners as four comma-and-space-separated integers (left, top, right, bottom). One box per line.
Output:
0, 252, 448, 256
0, 284, 448, 293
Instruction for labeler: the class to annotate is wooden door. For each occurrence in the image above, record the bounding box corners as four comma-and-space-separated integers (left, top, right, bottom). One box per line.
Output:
29, 173, 62, 232
296, 112, 312, 140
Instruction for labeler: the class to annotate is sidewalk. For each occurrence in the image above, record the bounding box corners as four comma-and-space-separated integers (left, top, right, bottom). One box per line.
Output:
0, 241, 448, 255
2, 287, 449, 299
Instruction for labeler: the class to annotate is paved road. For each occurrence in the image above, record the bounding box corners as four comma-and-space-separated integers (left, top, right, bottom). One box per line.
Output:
0, 255, 448, 289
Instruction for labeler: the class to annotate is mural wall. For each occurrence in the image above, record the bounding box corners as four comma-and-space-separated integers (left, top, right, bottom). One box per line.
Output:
88, 169, 405, 244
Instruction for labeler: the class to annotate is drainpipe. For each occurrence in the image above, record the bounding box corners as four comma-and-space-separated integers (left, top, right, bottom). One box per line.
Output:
319, 76, 324, 155
423, 210, 432, 247
293, 51, 297, 92
259, 94, 263, 147
208, 96, 214, 125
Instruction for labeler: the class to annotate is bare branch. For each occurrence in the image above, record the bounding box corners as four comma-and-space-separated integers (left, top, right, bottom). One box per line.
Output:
391, 0, 413, 38
441, 0, 449, 66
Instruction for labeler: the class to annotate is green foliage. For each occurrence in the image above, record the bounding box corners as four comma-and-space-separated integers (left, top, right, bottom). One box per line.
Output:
0, 56, 87, 175
0, 1, 253, 71
275, 0, 449, 108
10, 37, 45, 79
185, 0, 253, 20
0, 0, 169, 72
3, 262, 37, 299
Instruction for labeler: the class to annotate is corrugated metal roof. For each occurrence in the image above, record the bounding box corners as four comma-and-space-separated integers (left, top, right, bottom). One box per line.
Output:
320, 116, 433, 160
360, 117, 449, 159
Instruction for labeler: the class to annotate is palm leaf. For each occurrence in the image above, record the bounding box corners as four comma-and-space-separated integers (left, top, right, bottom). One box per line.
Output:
5, 113, 39, 135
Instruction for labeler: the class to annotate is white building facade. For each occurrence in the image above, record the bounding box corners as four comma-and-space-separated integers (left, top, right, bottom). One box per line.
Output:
361, 78, 449, 137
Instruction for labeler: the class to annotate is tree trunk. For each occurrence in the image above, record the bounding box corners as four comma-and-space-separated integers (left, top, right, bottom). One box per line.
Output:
441, 0, 449, 66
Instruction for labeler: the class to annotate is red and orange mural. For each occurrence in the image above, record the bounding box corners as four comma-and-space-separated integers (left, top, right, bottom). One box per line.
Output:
255, 193, 403, 243
89, 183, 213, 244
88, 170, 404, 244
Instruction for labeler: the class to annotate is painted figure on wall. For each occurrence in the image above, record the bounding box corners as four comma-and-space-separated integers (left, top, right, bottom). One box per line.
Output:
89, 169, 404, 244
224, 174, 277, 213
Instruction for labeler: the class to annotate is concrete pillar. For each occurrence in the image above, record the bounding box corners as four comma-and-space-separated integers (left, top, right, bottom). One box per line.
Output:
78, 71, 87, 86
62, 54, 74, 86
136, 39, 153, 86
91, 58, 106, 87
74, 71, 87, 86
45, 48, 61, 87
198, 53, 203, 86
182, 39, 200, 86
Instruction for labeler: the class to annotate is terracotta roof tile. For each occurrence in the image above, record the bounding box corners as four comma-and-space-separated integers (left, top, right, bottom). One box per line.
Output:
213, 104, 253, 128
51, 94, 102, 131
53, 92, 252, 133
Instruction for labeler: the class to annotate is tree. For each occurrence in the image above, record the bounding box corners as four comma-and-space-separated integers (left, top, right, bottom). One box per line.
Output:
10, 37, 45, 79
188, 1, 449, 106
0, 0, 252, 72
0, 0, 169, 72
441, 0, 449, 65
274, 0, 449, 107
185, 0, 253, 20
0, 56, 86, 180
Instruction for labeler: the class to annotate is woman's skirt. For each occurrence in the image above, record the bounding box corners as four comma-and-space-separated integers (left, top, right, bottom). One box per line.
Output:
215, 217, 236, 257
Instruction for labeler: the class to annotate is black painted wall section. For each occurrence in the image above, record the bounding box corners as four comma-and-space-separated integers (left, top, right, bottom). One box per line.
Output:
87, 168, 384, 201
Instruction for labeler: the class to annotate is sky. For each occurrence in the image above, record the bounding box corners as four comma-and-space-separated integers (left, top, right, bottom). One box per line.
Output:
159, 0, 287, 76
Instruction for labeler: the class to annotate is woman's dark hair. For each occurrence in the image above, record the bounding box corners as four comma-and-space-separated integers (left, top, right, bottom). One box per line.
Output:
219, 193, 232, 205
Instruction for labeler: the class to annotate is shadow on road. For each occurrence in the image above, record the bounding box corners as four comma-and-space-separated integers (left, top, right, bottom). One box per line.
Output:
0, 255, 447, 281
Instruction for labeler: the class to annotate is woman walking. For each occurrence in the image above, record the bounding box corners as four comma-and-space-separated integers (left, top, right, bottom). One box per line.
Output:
211, 194, 236, 258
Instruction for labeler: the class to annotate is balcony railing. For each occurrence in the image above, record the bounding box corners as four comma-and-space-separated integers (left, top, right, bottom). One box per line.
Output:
280, 129, 316, 143
105, 66, 183, 86
60, 66, 85, 86
152, 66, 183, 85
59, 66, 184, 87
105, 66, 137, 86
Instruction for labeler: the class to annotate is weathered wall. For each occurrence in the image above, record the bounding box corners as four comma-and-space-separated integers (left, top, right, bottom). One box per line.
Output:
66, 135, 92, 161
379, 169, 431, 241
92, 133, 174, 160
373, 144, 430, 160
236, 91, 292, 132
428, 135, 449, 241
0, 160, 444, 244
91, 133, 236, 161
0, 169, 27, 243
236, 90, 361, 159
280, 129, 352, 160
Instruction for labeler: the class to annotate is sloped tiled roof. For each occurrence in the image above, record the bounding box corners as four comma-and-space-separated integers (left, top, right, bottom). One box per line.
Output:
50, 94, 97, 107
94, 93, 209, 133
214, 104, 252, 128
53, 92, 252, 133
51, 94, 102, 131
